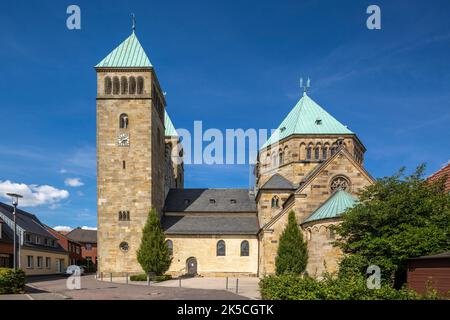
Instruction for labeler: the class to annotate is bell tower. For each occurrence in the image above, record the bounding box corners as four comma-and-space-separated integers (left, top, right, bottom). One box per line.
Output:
96, 29, 166, 273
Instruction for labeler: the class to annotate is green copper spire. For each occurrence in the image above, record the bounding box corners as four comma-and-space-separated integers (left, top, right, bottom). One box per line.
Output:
303, 190, 356, 223
164, 110, 178, 137
261, 92, 353, 149
96, 32, 152, 68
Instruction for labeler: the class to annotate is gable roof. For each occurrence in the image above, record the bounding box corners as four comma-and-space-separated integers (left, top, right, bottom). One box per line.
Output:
302, 190, 356, 224
162, 215, 259, 235
0, 202, 58, 239
164, 189, 256, 213
427, 161, 450, 193
66, 228, 97, 244
164, 110, 178, 137
261, 92, 353, 149
260, 174, 296, 190
96, 32, 152, 68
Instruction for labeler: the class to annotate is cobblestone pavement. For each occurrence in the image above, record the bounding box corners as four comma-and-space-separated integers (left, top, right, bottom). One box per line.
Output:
0, 275, 249, 300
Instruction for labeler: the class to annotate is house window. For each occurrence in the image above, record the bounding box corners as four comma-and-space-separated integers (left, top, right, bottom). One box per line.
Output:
129, 76, 136, 94
119, 211, 130, 221
119, 113, 129, 129
306, 147, 312, 160
37, 256, 43, 268
315, 148, 320, 160
209, 199, 216, 204
76, 246, 80, 254
27, 256, 34, 268
104, 77, 112, 94
240, 241, 249, 257
166, 240, 173, 255
322, 147, 328, 160
26, 234, 31, 242
86, 243, 92, 251
113, 76, 120, 95
44, 238, 48, 245
120, 76, 128, 95
271, 196, 280, 208
137, 76, 144, 94
216, 240, 226, 256
36, 236, 41, 244
46, 257, 51, 269
230, 199, 237, 204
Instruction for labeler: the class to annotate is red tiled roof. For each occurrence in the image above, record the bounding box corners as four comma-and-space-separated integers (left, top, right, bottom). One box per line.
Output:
428, 162, 450, 193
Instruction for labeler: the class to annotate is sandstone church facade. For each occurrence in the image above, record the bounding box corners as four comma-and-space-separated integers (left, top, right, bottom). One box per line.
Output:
96, 30, 374, 278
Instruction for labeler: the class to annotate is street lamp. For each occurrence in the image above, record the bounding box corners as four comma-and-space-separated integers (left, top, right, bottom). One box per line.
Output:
6, 193, 23, 270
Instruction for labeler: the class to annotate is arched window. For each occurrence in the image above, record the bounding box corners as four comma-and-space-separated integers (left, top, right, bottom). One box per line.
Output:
166, 240, 173, 255
129, 77, 136, 94
120, 76, 128, 95
299, 143, 306, 160
322, 146, 328, 160
119, 113, 129, 129
240, 241, 249, 256
272, 152, 277, 167
279, 150, 284, 165
118, 211, 123, 221
328, 228, 335, 240
330, 145, 337, 156
271, 196, 280, 208
306, 146, 312, 160
307, 229, 312, 241
112, 76, 120, 95
137, 76, 144, 94
216, 240, 226, 256
104, 77, 112, 94
314, 147, 320, 160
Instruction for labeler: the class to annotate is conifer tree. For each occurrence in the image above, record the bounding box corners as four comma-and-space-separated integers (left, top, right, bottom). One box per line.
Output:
137, 209, 172, 275
275, 211, 308, 275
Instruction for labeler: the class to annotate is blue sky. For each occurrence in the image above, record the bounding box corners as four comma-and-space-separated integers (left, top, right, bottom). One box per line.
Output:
0, 0, 449, 229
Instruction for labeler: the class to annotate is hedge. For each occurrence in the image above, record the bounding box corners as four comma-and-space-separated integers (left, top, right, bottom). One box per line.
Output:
259, 274, 440, 300
0, 268, 26, 294
130, 274, 172, 282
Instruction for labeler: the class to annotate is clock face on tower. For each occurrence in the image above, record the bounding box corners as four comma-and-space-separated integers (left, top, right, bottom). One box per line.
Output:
117, 133, 130, 146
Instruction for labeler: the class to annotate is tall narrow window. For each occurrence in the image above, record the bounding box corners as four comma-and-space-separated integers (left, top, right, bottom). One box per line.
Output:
331, 146, 337, 156
120, 76, 128, 95
119, 113, 129, 129
166, 240, 173, 256
306, 147, 312, 160
279, 151, 284, 165
322, 147, 328, 160
129, 77, 136, 94
113, 76, 120, 95
240, 241, 249, 256
315, 148, 320, 160
104, 77, 112, 94
216, 240, 226, 256
137, 76, 144, 94
122, 160, 126, 169
271, 196, 280, 208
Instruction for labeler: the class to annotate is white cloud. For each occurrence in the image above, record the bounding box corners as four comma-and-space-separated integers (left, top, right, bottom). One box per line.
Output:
53, 226, 73, 232
81, 226, 97, 230
59, 168, 67, 174
0, 180, 69, 207
64, 178, 84, 187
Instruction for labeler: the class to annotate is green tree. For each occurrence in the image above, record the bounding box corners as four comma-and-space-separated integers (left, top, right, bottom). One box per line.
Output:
334, 164, 450, 287
275, 211, 308, 275
136, 209, 172, 275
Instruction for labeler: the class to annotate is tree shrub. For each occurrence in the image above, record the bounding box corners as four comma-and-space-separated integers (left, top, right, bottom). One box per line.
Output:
136, 209, 172, 275
0, 268, 26, 294
275, 211, 308, 275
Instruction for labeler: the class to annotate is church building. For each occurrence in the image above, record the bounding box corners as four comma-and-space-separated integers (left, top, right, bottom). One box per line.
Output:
96, 29, 374, 278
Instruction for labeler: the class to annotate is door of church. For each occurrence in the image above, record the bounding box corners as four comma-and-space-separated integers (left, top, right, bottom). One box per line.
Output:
187, 257, 197, 275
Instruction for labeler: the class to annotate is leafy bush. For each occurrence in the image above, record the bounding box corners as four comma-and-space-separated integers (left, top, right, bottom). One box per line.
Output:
0, 268, 26, 294
275, 211, 308, 275
130, 274, 172, 282
259, 273, 435, 300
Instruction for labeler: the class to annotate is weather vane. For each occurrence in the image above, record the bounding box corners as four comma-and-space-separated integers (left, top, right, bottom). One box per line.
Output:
300, 77, 311, 94
131, 13, 136, 32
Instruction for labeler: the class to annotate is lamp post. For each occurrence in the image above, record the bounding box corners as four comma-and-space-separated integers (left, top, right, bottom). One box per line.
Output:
6, 193, 23, 270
